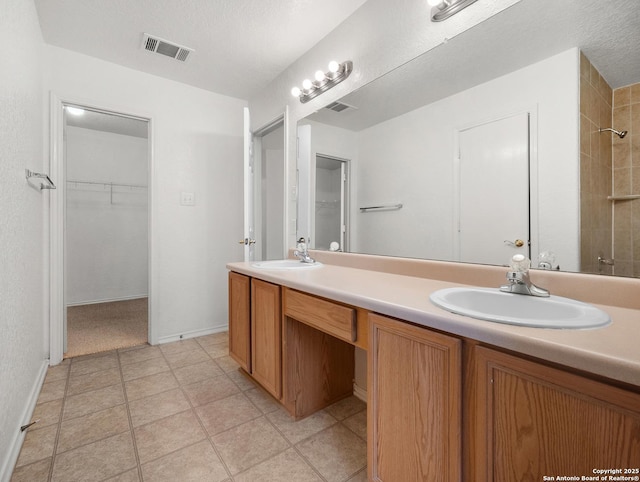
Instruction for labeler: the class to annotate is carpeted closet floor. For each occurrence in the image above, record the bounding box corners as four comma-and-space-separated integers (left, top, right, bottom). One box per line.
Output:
65, 298, 148, 358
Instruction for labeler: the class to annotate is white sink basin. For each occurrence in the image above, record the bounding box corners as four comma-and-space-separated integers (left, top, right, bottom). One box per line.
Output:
251, 259, 323, 270
429, 287, 610, 329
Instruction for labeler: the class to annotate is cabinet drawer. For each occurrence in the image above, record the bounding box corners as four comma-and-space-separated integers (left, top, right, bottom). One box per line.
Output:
284, 288, 356, 343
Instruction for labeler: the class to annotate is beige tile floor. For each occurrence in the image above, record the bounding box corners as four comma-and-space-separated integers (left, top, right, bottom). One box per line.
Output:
11, 332, 368, 482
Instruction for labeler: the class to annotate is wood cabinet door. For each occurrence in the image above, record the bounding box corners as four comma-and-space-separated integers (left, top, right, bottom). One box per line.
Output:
472, 346, 640, 481
251, 278, 282, 400
368, 313, 462, 482
228, 272, 250, 372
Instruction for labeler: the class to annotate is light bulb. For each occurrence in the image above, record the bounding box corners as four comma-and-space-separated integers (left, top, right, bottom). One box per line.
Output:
291, 86, 301, 97
328, 61, 340, 73
314, 70, 326, 82
302, 79, 313, 90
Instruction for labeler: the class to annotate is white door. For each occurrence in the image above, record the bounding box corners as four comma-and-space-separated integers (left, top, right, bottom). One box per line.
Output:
297, 124, 312, 242
264, 148, 285, 259
456, 112, 530, 265
242, 107, 256, 261
243, 109, 287, 262
339, 161, 348, 251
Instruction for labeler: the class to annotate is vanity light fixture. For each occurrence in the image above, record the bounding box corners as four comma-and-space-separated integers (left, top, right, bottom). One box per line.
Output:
427, 0, 479, 22
291, 60, 353, 104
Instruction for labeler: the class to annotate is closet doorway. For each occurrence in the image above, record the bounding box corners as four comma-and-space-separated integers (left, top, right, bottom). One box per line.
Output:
63, 105, 150, 358
315, 155, 349, 252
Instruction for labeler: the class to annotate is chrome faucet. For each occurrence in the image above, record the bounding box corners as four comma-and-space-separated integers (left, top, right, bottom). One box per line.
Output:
500, 254, 549, 297
294, 237, 316, 264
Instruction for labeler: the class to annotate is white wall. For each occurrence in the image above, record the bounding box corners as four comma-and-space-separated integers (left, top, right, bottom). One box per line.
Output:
65, 126, 148, 305
354, 48, 580, 270
44, 45, 246, 343
0, 0, 48, 478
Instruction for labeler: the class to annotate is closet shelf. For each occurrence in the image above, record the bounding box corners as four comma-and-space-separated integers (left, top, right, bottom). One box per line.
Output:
67, 179, 147, 190
67, 179, 147, 205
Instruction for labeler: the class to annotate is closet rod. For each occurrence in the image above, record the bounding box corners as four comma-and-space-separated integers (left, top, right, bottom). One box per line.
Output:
66, 179, 148, 189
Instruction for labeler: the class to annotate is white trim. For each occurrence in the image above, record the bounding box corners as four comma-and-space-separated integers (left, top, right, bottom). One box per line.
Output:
282, 106, 290, 259
0, 359, 49, 482
156, 324, 228, 345
49, 93, 155, 362
49, 93, 65, 365
66, 295, 148, 307
353, 382, 367, 403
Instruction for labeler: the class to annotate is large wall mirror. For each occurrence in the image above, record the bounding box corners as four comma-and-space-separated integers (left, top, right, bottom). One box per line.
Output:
297, 0, 640, 277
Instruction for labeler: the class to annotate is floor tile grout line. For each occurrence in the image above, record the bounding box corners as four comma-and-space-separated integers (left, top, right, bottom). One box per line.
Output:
161, 340, 235, 481
19, 333, 366, 482
46, 357, 72, 482
163, 338, 308, 481
259, 409, 329, 482
194, 335, 356, 481
116, 347, 144, 482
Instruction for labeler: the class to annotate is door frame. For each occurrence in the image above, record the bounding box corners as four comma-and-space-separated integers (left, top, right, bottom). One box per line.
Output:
48, 93, 154, 365
244, 108, 288, 262
452, 106, 539, 265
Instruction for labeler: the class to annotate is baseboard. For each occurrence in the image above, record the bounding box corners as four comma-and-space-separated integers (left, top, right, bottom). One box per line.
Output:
66, 294, 148, 307
353, 382, 367, 403
156, 323, 228, 345
0, 359, 49, 482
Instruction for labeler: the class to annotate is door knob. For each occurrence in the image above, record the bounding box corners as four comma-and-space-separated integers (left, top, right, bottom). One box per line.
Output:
238, 238, 256, 245
504, 239, 525, 248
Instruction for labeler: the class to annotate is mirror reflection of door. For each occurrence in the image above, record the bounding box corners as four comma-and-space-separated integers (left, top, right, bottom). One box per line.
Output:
315, 155, 349, 252
456, 112, 530, 265
64, 105, 149, 358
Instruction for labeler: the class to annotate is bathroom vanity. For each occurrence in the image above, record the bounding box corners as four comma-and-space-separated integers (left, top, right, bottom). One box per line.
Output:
227, 253, 640, 481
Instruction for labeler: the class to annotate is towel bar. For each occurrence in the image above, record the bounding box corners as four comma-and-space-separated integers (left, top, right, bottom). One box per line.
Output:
359, 203, 403, 212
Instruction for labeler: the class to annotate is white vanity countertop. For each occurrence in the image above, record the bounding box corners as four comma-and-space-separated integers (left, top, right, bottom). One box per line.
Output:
227, 261, 640, 387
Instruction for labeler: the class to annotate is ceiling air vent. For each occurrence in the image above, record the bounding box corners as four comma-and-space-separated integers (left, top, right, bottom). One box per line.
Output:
325, 101, 357, 113
141, 33, 194, 62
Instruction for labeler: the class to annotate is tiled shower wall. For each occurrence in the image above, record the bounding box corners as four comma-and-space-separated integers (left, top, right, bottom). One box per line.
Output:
580, 52, 613, 275
612, 82, 640, 277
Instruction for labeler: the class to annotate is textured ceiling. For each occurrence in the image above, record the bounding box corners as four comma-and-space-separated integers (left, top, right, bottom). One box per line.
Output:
35, 0, 368, 100
308, 0, 640, 131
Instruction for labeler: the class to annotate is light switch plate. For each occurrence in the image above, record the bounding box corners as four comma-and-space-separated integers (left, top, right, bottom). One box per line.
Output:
180, 192, 195, 206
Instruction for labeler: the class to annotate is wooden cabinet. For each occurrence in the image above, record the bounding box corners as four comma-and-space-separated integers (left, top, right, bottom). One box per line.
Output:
470, 346, 640, 481
229, 271, 640, 481
228, 271, 250, 372
368, 313, 462, 482
228, 273, 282, 400
282, 287, 356, 419
251, 278, 282, 400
